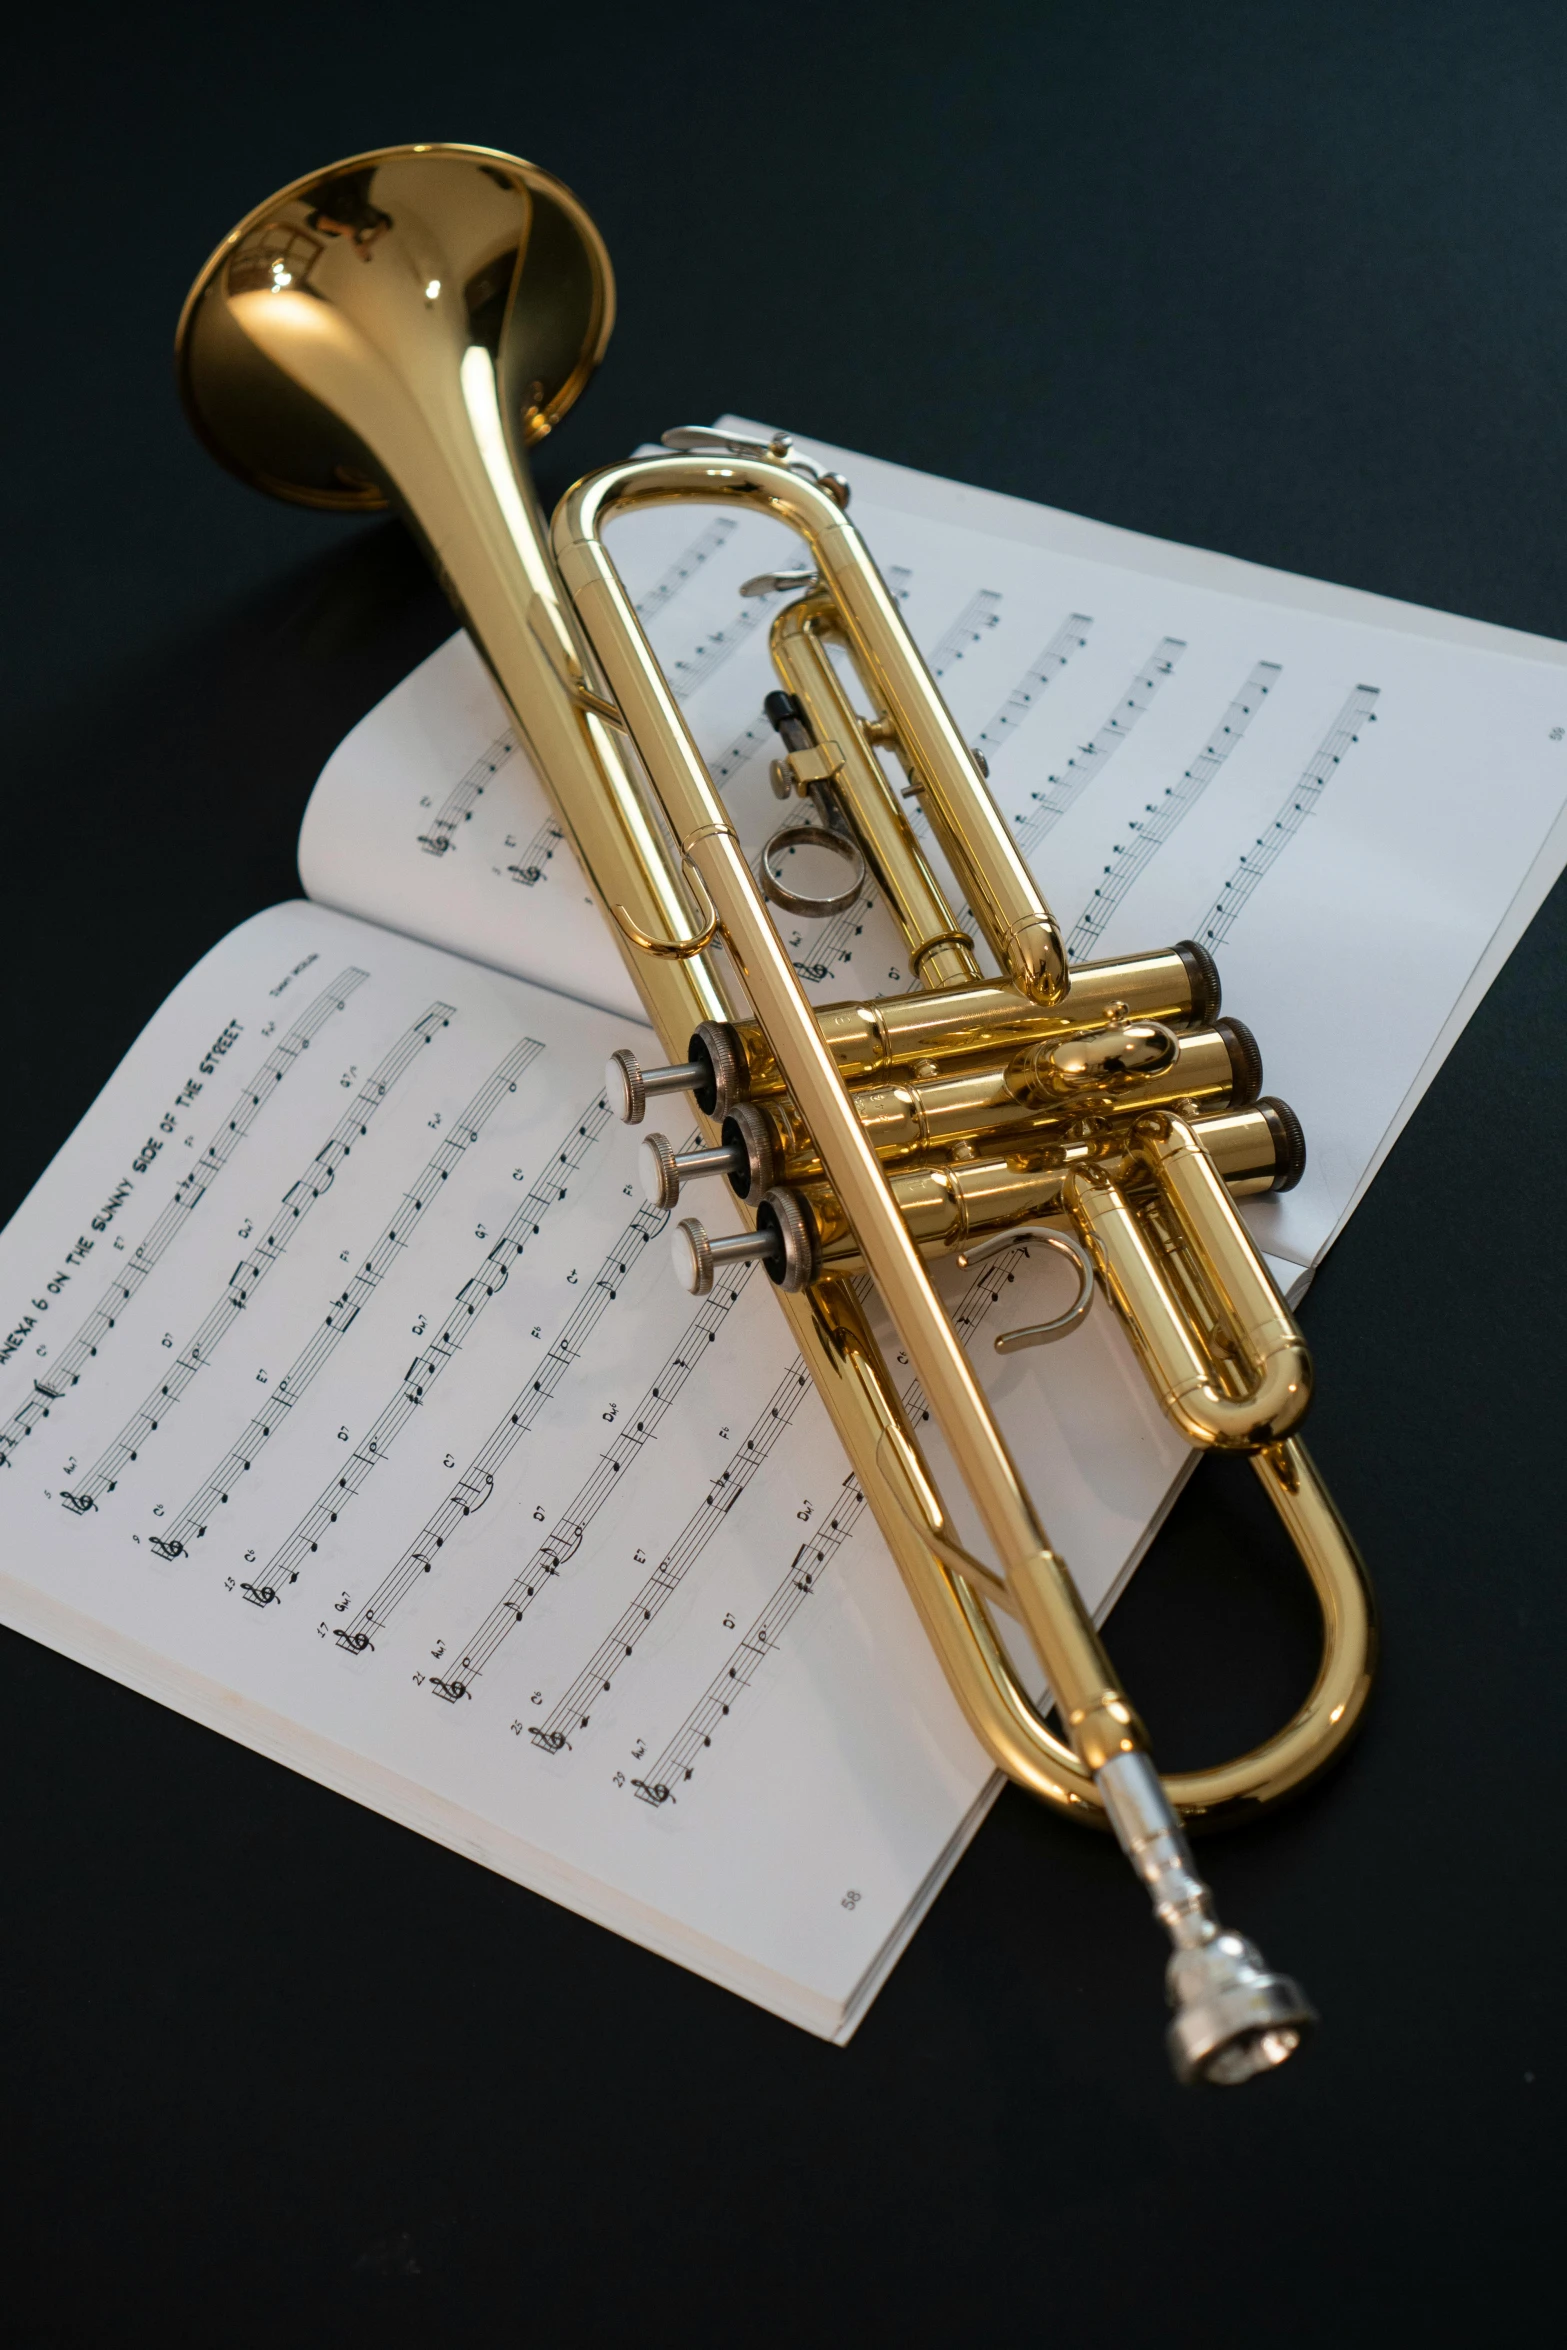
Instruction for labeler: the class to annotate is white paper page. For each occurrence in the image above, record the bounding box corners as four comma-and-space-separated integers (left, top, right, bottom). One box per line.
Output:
300, 436, 1567, 1272
0, 899, 1201, 2037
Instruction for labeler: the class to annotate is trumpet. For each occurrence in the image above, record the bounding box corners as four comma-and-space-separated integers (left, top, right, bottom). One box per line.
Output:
177, 142, 1375, 2083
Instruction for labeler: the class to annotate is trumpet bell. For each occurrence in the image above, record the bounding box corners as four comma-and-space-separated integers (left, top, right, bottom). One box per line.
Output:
174, 142, 613, 512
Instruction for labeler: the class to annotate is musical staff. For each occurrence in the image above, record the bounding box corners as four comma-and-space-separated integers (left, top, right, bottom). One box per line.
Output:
1194, 685, 1381, 952
780, 888, 884, 990
421, 519, 748, 875
633, 1475, 866, 1804
0, 969, 368, 1472
148, 1039, 543, 1561
709, 714, 777, 789
973, 611, 1094, 767
422, 1256, 757, 1695
539, 1355, 818, 1750
927, 587, 1003, 687
418, 726, 517, 856
1006, 636, 1185, 865
902, 587, 1003, 848
59, 1001, 452, 1515
634, 518, 738, 624
666, 592, 784, 704
341, 1193, 668, 1665
632, 1240, 1038, 1806
506, 813, 566, 889
239, 1087, 615, 1605
1069, 659, 1281, 959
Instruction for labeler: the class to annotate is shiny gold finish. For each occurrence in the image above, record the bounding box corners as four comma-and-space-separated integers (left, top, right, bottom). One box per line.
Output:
179, 145, 1375, 2081
803, 1101, 1304, 1273
719, 1023, 1258, 1198
771, 594, 982, 989
726, 944, 1219, 1099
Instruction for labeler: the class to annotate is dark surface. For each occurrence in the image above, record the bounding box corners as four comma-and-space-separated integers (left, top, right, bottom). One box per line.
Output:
3, 3, 1563, 2340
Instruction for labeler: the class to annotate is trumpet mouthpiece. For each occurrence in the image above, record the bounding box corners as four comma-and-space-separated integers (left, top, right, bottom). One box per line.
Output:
1166, 1932, 1316, 2087
1097, 1751, 1315, 2086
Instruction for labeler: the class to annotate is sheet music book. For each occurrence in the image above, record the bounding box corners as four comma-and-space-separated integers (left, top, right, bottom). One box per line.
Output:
3, 426, 1565, 2039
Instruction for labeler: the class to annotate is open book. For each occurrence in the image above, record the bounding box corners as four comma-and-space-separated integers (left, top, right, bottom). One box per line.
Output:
3, 427, 1564, 2039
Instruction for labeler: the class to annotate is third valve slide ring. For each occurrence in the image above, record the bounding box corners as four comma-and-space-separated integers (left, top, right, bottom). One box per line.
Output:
758, 823, 866, 920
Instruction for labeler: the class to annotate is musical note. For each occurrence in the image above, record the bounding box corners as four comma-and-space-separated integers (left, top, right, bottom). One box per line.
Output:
630, 1240, 1040, 1804
535, 1353, 816, 1752
1069, 660, 1282, 959
60, 1000, 452, 1515
405, 1253, 758, 1702
0, 969, 368, 1472
631, 1502, 858, 1806
417, 725, 517, 856
1004, 635, 1185, 864
973, 611, 1094, 769
506, 815, 565, 888
337, 1193, 669, 1660
1194, 685, 1381, 952
148, 1038, 542, 1561
240, 1086, 616, 1607
927, 586, 1003, 686
633, 517, 738, 625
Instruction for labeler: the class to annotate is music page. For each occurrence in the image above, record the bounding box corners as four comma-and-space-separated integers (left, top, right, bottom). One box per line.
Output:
0, 898, 1198, 2035
300, 428, 1567, 1271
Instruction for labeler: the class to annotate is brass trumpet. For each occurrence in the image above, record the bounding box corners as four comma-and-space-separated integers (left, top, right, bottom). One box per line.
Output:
177, 142, 1376, 2083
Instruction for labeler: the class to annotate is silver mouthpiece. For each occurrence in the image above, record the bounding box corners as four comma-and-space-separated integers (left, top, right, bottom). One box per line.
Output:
1165, 1931, 1316, 2087
1097, 1751, 1315, 2086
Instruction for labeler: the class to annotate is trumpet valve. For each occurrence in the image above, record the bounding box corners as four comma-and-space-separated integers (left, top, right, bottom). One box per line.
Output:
671, 1218, 780, 1296
606, 1047, 699, 1125
606, 1022, 747, 1124
640, 1133, 744, 1210
672, 1189, 817, 1296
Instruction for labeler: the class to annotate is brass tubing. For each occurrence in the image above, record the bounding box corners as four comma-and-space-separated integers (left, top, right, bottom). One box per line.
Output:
940, 1441, 1374, 1825
730, 943, 1220, 1099
770, 595, 981, 989
733, 1024, 1256, 1196
854, 1023, 1251, 1154
798, 1300, 1375, 1827
1063, 1119, 1312, 1450
1137, 1116, 1311, 1444
800, 1101, 1294, 1273
561, 452, 1069, 1002
558, 462, 1135, 1755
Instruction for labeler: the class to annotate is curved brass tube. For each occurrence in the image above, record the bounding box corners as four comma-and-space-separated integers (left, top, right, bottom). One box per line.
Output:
557, 456, 1069, 1006
937, 1442, 1374, 1825
1066, 1156, 1313, 1451
610, 858, 721, 959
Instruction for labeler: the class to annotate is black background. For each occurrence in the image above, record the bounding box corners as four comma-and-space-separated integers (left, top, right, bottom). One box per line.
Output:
4, 3, 1564, 2340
